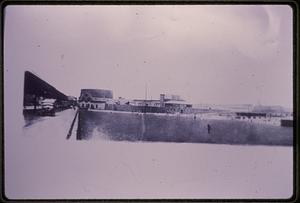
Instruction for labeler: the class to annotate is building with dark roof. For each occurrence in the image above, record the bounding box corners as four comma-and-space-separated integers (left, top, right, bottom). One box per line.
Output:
78, 89, 114, 110
23, 71, 73, 114
23, 71, 68, 107
79, 89, 113, 101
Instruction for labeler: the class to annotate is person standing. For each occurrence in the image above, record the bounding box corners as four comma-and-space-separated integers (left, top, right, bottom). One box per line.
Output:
207, 124, 211, 134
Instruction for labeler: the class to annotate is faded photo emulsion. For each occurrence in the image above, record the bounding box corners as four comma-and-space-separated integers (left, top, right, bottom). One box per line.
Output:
4, 5, 293, 199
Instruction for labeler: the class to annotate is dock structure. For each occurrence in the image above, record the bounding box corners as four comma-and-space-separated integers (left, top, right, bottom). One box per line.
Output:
66, 109, 79, 139
24, 71, 67, 102
23, 71, 75, 115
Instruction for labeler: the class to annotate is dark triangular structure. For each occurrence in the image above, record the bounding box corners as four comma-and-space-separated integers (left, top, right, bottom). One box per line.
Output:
23, 71, 68, 106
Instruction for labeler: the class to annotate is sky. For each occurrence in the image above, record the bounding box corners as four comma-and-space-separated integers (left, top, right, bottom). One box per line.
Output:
4, 5, 293, 108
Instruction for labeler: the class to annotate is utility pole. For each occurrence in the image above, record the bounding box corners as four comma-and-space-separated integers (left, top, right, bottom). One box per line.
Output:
145, 83, 148, 101
144, 83, 148, 114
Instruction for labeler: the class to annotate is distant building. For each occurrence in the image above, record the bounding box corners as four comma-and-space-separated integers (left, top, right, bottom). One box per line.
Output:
236, 112, 267, 119
165, 100, 192, 110
160, 94, 192, 113
131, 93, 192, 110
67, 96, 77, 106
67, 96, 77, 101
132, 99, 161, 107
78, 90, 193, 113
252, 105, 292, 117
78, 89, 114, 110
116, 97, 131, 105
163, 94, 184, 102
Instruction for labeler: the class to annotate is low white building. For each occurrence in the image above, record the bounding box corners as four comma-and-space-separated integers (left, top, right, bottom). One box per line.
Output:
78, 89, 114, 110
132, 99, 161, 107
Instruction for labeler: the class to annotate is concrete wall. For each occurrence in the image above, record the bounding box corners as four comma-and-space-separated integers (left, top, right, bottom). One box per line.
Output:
77, 110, 293, 146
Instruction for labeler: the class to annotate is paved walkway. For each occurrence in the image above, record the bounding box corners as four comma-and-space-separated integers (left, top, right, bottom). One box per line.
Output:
22, 108, 78, 139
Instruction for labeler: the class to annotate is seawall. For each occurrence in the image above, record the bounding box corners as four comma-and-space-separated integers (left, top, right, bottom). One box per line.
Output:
77, 110, 293, 146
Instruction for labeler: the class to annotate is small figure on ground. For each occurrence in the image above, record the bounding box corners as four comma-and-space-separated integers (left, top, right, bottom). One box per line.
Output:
207, 124, 211, 134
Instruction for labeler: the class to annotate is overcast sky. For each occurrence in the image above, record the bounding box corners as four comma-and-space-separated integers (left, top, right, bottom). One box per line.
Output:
4, 5, 293, 107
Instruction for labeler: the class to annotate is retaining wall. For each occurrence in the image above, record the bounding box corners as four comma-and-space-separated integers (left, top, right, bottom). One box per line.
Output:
77, 110, 293, 146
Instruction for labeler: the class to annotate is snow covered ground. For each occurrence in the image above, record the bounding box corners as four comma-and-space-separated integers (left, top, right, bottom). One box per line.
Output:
4, 109, 293, 199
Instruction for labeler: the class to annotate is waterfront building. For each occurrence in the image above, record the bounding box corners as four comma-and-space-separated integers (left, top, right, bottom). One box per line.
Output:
159, 94, 192, 113
23, 71, 72, 114
116, 97, 131, 105
132, 99, 161, 107
164, 100, 193, 113
78, 89, 114, 110
132, 93, 192, 111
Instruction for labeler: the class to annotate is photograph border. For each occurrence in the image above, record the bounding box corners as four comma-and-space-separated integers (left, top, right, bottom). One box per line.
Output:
0, 0, 299, 202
